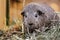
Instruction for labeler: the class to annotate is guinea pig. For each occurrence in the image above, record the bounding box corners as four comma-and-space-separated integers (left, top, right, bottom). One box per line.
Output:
21, 3, 59, 33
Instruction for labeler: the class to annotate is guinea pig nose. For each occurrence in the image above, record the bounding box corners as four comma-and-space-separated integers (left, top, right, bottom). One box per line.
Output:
29, 23, 33, 26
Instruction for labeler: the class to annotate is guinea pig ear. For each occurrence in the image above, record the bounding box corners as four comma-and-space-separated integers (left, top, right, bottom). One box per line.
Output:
21, 11, 25, 16
37, 10, 44, 16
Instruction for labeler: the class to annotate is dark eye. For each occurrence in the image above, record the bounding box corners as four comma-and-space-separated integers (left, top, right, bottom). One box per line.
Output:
24, 15, 27, 17
35, 14, 38, 17
37, 10, 44, 15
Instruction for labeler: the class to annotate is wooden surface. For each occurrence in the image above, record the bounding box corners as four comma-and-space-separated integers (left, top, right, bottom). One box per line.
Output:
0, 0, 6, 29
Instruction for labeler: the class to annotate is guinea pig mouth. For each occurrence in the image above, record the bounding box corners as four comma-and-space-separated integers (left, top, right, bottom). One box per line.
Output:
28, 26, 37, 33
29, 25, 38, 29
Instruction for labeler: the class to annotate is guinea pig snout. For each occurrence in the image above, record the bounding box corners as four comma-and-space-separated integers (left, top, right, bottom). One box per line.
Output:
27, 17, 35, 26
28, 23, 33, 26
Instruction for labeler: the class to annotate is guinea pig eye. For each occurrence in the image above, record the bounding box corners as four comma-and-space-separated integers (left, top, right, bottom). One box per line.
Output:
35, 14, 38, 17
24, 15, 27, 17
37, 10, 44, 16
